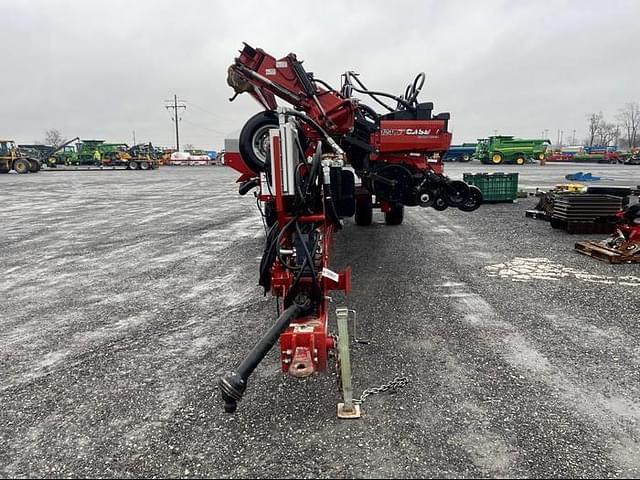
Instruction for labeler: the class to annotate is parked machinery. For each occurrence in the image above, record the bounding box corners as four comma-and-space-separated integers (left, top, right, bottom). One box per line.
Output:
442, 143, 477, 162
127, 143, 160, 170
476, 136, 551, 165
218, 44, 482, 416
19, 137, 81, 168
3, 137, 80, 173
0, 139, 36, 173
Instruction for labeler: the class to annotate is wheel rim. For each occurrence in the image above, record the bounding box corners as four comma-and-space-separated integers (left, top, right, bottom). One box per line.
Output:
492, 154, 502, 164
252, 125, 273, 164
516, 157, 524, 165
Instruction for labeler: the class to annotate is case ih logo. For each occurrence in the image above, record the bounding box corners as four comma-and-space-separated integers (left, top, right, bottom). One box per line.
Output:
381, 128, 440, 136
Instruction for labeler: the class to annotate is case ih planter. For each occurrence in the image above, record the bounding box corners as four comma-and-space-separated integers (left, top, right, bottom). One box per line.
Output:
218, 43, 482, 416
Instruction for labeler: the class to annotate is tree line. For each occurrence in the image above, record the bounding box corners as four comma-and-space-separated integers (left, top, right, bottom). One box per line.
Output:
587, 102, 639, 149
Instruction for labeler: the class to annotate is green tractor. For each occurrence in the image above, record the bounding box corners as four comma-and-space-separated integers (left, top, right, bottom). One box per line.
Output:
18, 137, 80, 168
476, 136, 551, 165
52, 144, 79, 166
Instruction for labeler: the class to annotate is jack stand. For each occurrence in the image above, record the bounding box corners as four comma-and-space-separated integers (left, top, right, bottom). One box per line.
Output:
336, 308, 361, 419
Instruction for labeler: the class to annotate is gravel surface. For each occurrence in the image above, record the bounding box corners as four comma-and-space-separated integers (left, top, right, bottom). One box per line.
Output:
1, 164, 639, 478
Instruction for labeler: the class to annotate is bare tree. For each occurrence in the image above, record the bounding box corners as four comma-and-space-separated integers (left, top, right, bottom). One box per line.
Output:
596, 121, 619, 146
586, 112, 603, 146
43, 129, 67, 148
183, 143, 195, 151
617, 102, 639, 149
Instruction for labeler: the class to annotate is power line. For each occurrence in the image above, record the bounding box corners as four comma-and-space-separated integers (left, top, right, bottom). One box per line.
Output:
182, 100, 222, 119
181, 118, 227, 135
164, 94, 186, 151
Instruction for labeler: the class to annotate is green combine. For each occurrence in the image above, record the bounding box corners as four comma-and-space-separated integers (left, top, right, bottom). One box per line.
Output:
476, 136, 551, 165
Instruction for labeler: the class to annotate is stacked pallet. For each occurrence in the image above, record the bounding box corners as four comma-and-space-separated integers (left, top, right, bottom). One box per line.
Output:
549, 194, 622, 234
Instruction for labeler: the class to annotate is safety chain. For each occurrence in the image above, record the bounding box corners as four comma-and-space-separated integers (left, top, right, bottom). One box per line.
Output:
353, 376, 410, 405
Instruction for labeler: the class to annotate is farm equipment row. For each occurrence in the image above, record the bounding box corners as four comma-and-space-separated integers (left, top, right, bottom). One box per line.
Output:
17, 140, 161, 170
1, 137, 80, 174
218, 43, 482, 417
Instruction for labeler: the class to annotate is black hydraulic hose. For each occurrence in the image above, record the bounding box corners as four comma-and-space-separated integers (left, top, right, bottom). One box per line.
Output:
313, 78, 338, 93
324, 188, 342, 231
346, 72, 413, 111
218, 302, 304, 413
276, 217, 301, 271
304, 141, 322, 198
286, 110, 331, 141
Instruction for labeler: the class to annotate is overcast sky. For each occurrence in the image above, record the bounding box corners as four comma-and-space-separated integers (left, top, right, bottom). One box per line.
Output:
2, 0, 639, 150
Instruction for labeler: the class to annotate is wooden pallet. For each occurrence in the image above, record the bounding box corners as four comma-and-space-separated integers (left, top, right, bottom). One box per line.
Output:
575, 241, 640, 264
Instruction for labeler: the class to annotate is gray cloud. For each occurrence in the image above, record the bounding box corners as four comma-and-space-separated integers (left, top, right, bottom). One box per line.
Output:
1, 0, 639, 149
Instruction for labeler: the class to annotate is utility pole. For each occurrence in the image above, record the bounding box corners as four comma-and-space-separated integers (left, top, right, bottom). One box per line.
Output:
133, 129, 136, 146
164, 94, 186, 151
572, 129, 576, 145
559, 130, 564, 146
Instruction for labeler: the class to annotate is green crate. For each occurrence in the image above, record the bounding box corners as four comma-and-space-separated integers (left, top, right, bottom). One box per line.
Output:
463, 172, 519, 203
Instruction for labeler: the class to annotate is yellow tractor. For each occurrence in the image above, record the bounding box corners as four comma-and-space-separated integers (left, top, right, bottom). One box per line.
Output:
0, 139, 40, 174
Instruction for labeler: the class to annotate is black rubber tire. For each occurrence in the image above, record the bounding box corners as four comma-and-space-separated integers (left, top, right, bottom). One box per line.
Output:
514, 155, 526, 165
433, 197, 449, 211
443, 180, 470, 207
239, 110, 279, 173
29, 160, 41, 172
0, 167, 9, 174
355, 195, 373, 226
461, 154, 472, 162
14, 158, 31, 174
458, 185, 483, 212
384, 203, 404, 225
129, 161, 139, 170
139, 161, 150, 170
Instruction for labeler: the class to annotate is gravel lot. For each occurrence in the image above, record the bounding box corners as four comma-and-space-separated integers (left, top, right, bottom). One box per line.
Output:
1, 163, 640, 478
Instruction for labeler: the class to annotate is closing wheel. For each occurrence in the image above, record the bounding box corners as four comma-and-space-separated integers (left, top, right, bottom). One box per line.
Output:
458, 186, 483, 212
355, 194, 373, 226
443, 180, 470, 207
384, 203, 404, 225
239, 110, 279, 173
515, 155, 526, 165
433, 196, 448, 211
14, 158, 31, 174
129, 161, 139, 170
491, 153, 503, 165
139, 161, 150, 170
